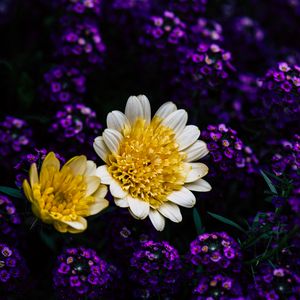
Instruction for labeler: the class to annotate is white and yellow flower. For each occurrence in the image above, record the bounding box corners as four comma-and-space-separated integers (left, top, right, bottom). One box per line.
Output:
93, 95, 211, 231
22, 152, 108, 233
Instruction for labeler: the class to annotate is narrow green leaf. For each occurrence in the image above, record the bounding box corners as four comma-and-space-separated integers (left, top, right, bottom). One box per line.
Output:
208, 212, 247, 234
193, 208, 203, 234
0, 186, 24, 199
260, 170, 277, 194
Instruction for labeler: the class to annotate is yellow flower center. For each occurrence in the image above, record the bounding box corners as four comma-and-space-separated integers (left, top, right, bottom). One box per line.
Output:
107, 117, 186, 208
32, 166, 94, 222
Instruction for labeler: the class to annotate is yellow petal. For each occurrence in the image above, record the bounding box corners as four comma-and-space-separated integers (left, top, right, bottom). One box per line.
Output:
89, 199, 109, 215
54, 221, 68, 233
29, 163, 39, 187
93, 185, 108, 199
64, 155, 87, 176
85, 176, 101, 196
22, 180, 34, 202
41, 152, 60, 174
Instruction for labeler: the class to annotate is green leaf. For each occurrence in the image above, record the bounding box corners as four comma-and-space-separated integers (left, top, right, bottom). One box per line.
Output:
260, 170, 278, 194
39, 230, 56, 252
193, 208, 203, 234
0, 186, 24, 199
208, 212, 247, 234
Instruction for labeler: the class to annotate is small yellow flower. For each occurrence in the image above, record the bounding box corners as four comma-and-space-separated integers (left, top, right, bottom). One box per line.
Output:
22, 152, 108, 233
93, 95, 211, 231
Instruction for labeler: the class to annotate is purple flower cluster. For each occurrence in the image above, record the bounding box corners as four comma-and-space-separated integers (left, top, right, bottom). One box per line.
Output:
231, 17, 264, 45
106, 211, 156, 263
53, 247, 116, 299
271, 134, 300, 213
41, 65, 86, 104
257, 62, 300, 124
169, 0, 207, 22
251, 266, 300, 299
187, 232, 242, 275
177, 43, 234, 90
189, 17, 223, 45
202, 124, 259, 177
140, 11, 187, 51
49, 103, 102, 147
250, 211, 288, 238
0, 116, 33, 157
271, 134, 300, 177
0, 243, 29, 293
112, 0, 151, 11
56, 19, 106, 67
129, 240, 182, 298
192, 274, 244, 300
60, 0, 102, 16
209, 73, 259, 123
0, 195, 21, 241
14, 148, 65, 188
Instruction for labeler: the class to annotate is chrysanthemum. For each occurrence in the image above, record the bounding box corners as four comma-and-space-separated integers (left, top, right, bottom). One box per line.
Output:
22, 152, 108, 233
93, 95, 211, 231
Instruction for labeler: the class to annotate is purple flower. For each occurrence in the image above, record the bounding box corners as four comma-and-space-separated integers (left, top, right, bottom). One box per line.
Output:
174, 42, 235, 92
189, 18, 223, 45
129, 240, 182, 298
0, 243, 29, 294
186, 232, 242, 276
0, 194, 21, 243
53, 247, 118, 299
250, 265, 300, 299
192, 274, 244, 299
40, 65, 86, 104
257, 62, 300, 125
49, 104, 102, 157
0, 116, 34, 162
169, 0, 207, 23
106, 211, 156, 264
59, 0, 102, 16
139, 11, 187, 55
55, 18, 106, 69
202, 124, 259, 179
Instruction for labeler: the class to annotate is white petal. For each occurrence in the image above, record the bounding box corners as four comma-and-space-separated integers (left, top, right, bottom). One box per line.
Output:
103, 128, 123, 154
185, 140, 209, 162
85, 176, 100, 196
89, 199, 109, 215
128, 196, 150, 219
177, 125, 200, 150
155, 102, 177, 119
167, 187, 196, 208
110, 180, 127, 198
185, 163, 209, 183
161, 109, 188, 135
125, 96, 144, 125
84, 160, 97, 176
137, 95, 151, 124
93, 136, 110, 163
64, 217, 87, 231
114, 197, 129, 208
95, 165, 113, 184
158, 202, 182, 223
107, 110, 130, 132
185, 179, 212, 192
149, 209, 165, 231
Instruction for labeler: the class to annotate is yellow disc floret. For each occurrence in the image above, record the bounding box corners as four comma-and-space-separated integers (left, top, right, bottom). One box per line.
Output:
107, 117, 186, 208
